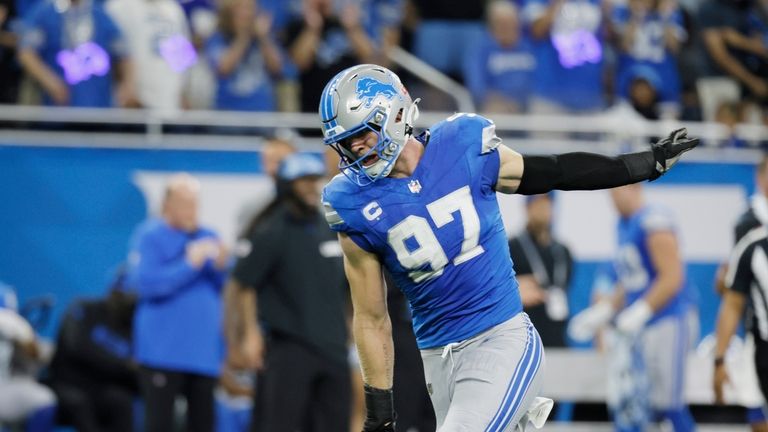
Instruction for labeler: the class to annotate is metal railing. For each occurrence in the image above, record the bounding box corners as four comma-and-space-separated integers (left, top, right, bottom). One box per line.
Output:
0, 104, 765, 160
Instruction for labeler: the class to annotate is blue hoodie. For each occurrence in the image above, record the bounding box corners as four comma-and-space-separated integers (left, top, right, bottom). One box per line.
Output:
126, 218, 225, 377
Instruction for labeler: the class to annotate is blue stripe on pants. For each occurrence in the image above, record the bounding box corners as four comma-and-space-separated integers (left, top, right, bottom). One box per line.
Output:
485, 320, 543, 432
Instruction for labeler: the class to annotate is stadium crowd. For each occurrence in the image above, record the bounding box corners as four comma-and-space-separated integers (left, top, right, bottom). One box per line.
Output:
0, 0, 765, 139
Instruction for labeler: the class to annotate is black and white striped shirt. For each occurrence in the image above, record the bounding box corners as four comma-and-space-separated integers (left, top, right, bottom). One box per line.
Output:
726, 225, 768, 343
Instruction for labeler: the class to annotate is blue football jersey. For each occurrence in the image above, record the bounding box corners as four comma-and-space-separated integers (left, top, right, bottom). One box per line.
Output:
614, 205, 686, 324
322, 113, 522, 349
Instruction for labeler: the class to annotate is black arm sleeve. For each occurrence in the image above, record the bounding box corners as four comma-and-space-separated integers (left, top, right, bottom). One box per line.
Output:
516, 151, 656, 195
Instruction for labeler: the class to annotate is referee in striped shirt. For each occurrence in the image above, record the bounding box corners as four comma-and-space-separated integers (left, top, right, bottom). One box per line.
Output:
714, 155, 768, 413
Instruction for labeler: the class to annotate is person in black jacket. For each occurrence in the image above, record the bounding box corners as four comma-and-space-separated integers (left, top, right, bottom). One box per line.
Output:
508, 193, 573, 347
225, 153, 351, 432
48, 273, 138, 432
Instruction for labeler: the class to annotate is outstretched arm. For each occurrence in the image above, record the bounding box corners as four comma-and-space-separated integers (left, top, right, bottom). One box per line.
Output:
496, 129, 698, 194
338, 232, 395, 432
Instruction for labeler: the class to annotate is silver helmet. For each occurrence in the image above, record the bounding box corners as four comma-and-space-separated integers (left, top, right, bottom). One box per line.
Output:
319, 64, 419, 186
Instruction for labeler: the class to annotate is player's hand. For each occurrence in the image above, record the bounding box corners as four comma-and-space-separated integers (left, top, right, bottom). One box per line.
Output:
649, 128, 699, 180
186, 238, 219, 268
242, 325, 265, 370
713, 361, 729, 404
363, 384, 396, 432
186, 240, 210, 268
567, 300, 614, 342
518, 276, 547, 307
615, 300, 652, 336
213, 242, 230, 270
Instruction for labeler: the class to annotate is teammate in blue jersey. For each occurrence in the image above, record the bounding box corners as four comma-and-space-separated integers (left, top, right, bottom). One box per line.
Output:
571, 184, 696, 431
318, 64, 698, 432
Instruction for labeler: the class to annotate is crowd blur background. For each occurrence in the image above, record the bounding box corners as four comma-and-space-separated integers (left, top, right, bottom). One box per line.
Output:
0, 0, 765, 128
1, 0, 768, 430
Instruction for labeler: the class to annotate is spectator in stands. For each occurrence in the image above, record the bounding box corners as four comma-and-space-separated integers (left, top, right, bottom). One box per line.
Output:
17, 0, 137, 107
508, 193, 574, 347
259, 0, 302, 39
521, 0, 609, 114
126, 173, 228, 432
225, 153, 351, 432
362, 0, 405, 66
106, 0, 196, 111
715, 101, 750, 148
463, 0, 536, 113
411, 0, 484, 78
625, 65, 664, 120
612, 0, 686, 118
285, 0, 376, 112
0, 0, 20, 104
47, 272, 138, 432
0, 283, 57, 432
205, 0, 284, 112
181, 0, 218, 111
700, 0, 768, 107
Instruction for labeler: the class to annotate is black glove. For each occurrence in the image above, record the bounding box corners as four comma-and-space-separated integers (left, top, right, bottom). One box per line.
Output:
362, 384, 396, 432
648, 128, 699, 180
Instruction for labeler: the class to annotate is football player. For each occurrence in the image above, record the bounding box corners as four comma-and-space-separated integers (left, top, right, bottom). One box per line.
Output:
319, 64, 697, 431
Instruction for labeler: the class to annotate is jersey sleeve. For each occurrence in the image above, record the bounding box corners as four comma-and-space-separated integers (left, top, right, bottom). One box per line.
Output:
321, 180, 377, 253
640, 206, 676, 234
734, 211, 760, 244
725, 227, 767, 295
725, 242, 755, 295
444, 113, 503, 191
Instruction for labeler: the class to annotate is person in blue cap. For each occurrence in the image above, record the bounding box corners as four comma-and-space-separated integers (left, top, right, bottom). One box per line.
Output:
225, 153, 352, 432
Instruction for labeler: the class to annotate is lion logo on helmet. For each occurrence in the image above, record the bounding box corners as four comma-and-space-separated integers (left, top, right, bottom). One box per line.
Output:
355, 77, 399, 108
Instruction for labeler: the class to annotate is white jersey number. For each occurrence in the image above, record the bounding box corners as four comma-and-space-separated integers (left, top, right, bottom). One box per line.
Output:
616, 244, 649, 293
388, 186, 485, 282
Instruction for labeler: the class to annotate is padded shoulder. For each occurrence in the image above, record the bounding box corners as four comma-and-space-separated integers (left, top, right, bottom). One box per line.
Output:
431, 113, 502, 156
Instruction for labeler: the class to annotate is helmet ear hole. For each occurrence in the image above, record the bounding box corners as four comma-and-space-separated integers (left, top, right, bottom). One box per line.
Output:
395, 108, 404, 123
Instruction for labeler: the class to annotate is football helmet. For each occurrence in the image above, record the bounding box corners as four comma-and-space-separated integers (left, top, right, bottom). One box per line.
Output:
319, 64, 419, 186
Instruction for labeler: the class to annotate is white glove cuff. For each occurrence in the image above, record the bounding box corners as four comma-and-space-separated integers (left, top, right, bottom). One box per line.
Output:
617, 299, 653, 333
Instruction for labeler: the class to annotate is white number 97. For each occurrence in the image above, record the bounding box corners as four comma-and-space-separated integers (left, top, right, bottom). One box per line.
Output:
387, 186, 485, 282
